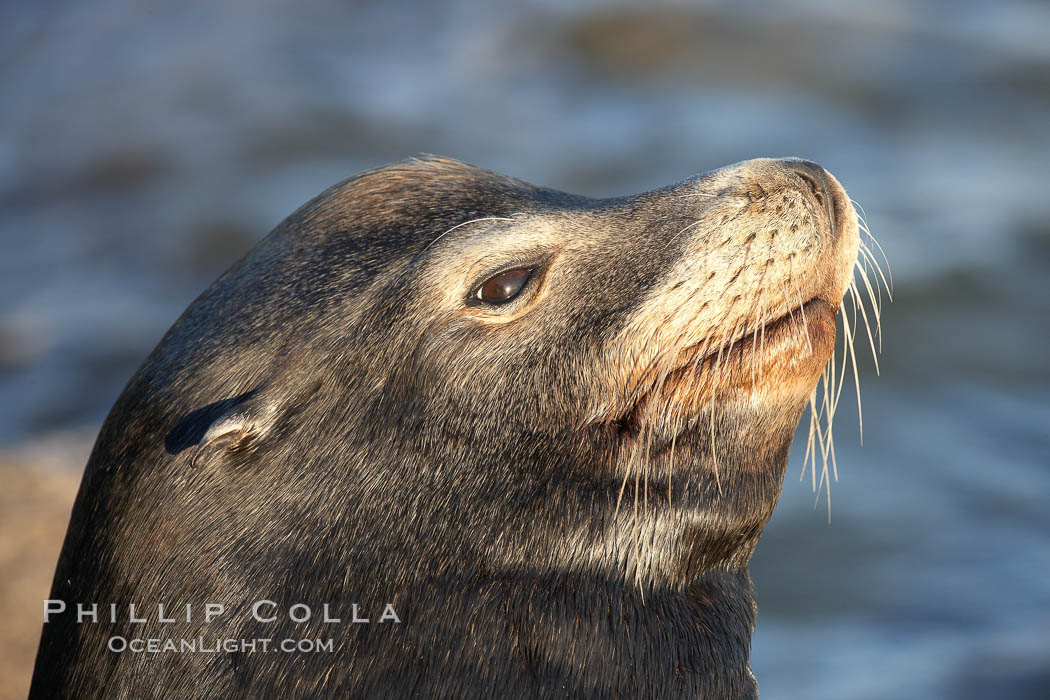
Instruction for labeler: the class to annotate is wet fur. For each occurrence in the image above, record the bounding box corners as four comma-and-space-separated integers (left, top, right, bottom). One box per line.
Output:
32, 156, 862, 698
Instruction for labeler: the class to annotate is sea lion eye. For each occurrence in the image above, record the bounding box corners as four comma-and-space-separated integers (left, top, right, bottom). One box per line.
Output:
476, 268, 532, 304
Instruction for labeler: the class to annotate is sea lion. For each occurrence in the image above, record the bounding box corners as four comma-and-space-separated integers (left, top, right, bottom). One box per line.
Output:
32, 155, 861, 698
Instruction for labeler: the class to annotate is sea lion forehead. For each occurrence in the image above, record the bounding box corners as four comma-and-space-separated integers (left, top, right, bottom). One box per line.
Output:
305, 156, 545, 231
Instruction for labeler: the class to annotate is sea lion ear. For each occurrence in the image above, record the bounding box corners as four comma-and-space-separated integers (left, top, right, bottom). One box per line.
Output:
200, 394, 278, 450
164, 389, 279, 456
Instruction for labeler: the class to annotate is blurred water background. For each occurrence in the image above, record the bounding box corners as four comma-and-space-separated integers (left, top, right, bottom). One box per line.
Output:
1, 1, 1048, 698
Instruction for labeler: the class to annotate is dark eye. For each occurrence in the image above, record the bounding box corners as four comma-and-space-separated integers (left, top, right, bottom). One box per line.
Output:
476, 268, 533, 304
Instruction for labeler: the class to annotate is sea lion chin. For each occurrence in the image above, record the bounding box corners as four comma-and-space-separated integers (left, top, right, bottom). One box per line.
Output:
33, 155, 861, 699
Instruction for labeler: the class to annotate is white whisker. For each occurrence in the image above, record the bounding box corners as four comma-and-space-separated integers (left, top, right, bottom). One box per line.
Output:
422, 216, 519, 252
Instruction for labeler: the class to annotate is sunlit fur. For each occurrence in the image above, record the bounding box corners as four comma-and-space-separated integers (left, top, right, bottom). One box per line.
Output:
33, 156, 881, 698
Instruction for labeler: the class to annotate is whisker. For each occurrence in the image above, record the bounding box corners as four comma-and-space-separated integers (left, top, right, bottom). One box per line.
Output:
859, 244, 893, 306
852, 270, 881, 374
793, 279, 814, 354
860, 228, 893, 295
664, 219, 704, 251
830, 324, 844, 421
709, 405, 723, 496
857, 246, 883, 312
613, 438, 637, 519
421, 216, 518, 252
803, 389, 819, 490
667, 431, 677, 504
856, 250, 882, 313
840, 293, 864, 444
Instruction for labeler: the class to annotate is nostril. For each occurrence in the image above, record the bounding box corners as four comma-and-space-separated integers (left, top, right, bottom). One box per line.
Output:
796, 170, 824, 206
784, 159, 837, 234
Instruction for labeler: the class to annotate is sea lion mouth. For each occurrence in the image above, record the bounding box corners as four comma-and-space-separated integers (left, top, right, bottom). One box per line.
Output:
611, 294, 841, 446
664, 293, 839, 390
696, 295, 837, 367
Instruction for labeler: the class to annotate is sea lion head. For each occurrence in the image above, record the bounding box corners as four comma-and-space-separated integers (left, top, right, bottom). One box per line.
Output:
37, 155, 867, 697
162, 155, 859, 587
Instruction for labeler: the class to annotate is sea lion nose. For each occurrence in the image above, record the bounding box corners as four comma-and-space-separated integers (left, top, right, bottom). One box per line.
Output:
783, 158, 837, 235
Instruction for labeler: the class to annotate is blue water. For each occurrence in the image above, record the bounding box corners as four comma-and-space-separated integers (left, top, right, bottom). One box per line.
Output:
2, 1, 1048, 697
